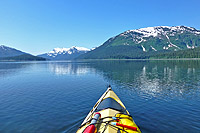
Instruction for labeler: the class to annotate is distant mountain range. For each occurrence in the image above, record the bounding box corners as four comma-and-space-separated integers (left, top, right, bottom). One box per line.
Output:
0, 45, 46, 61
1, 26, 200, 60
38, 46, 91, 60
78, 26, 200, 59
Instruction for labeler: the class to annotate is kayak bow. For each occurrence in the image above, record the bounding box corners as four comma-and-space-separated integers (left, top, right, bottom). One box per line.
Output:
76, 86, 141, 133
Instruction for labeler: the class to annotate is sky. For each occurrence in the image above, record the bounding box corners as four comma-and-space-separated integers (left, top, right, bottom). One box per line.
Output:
0, 0, 200, 55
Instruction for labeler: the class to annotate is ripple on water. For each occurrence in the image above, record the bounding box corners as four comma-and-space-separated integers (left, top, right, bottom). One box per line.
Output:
0, 60, 200, 132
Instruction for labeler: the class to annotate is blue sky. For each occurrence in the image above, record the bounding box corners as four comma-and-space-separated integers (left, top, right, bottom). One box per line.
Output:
0, 0, 200, 55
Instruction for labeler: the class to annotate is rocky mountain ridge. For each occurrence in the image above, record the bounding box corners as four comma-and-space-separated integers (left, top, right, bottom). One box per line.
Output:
78, 26, 200, 59
0, 45, 26, 57
38, 46, 91, 60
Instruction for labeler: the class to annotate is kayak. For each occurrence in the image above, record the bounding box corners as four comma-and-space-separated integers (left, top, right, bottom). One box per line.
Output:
76, 86, 141, 133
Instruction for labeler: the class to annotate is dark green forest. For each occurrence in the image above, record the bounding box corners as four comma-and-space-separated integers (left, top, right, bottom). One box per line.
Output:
78, 45, 200, 59
151, 47, 200, 59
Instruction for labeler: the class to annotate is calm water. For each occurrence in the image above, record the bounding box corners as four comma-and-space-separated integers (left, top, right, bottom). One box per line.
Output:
0, 60, 200, 133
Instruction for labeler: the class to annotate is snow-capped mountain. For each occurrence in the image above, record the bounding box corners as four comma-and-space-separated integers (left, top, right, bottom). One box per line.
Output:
78, 26, 200, 59
122, 26, 200, 39
111, 26, 200, 51
0, 45, 26, 57
38, 46, 91, 60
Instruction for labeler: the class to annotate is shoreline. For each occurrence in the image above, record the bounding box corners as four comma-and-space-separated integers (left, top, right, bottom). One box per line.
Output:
76, 58, 200, 61
1, 58, 200, 62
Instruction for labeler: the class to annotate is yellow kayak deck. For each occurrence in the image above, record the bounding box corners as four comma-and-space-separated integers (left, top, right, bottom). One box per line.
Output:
76, 87, 141, 133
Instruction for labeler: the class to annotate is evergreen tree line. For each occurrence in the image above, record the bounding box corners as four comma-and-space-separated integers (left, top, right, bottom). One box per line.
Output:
79, 45, 200, 59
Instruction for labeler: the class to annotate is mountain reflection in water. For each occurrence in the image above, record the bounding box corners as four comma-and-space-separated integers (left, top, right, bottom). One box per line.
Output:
0, 60, 199, 132
48, 62, 95, 75
75, 60, 200, 99
46, 60, 200, 99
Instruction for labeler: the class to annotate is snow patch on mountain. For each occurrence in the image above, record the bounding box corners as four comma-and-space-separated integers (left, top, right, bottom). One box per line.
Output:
0, 45, 5, 49
91, 47, 97, 51
0, 45, 11, 50
186, 44, 195, 49
141, 45, 146, 52
137, 38, 146, 44
165, 35, 180, 49
151, 45, 157, 51
134, 27, 159, 37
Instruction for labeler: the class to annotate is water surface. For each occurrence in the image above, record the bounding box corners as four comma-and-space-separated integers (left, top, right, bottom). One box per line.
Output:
0, 60, 200, 132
